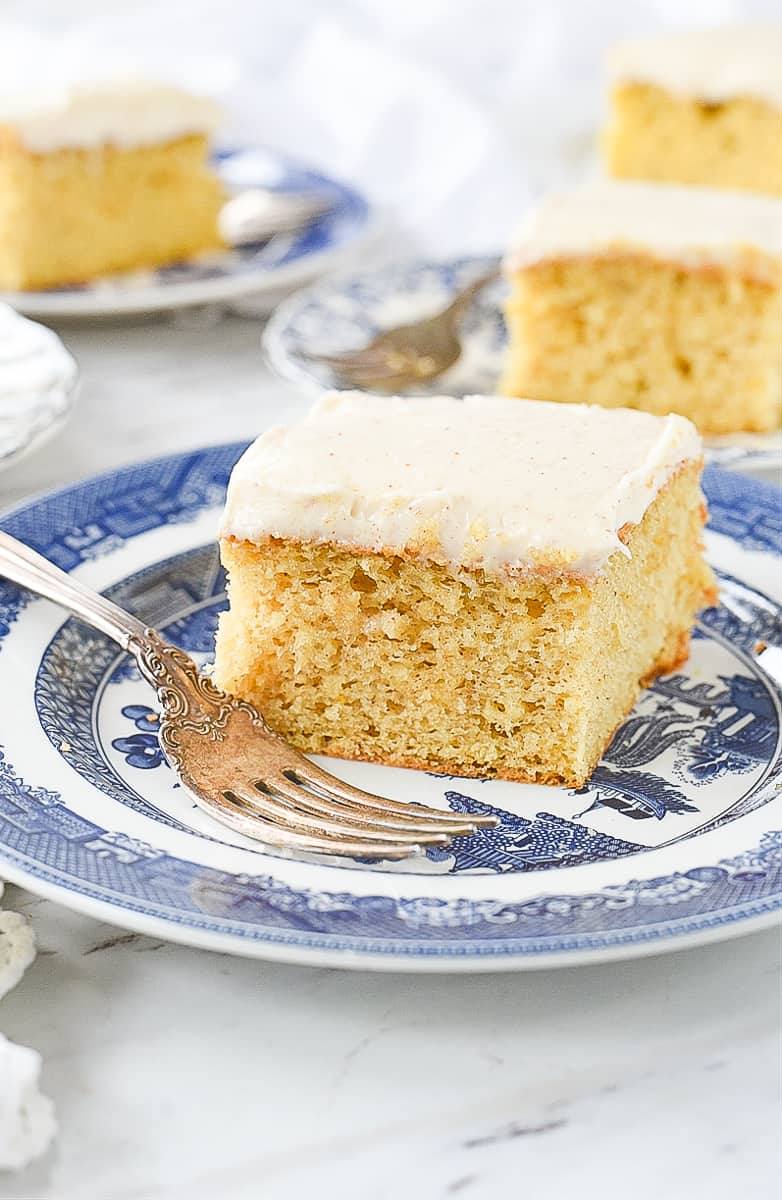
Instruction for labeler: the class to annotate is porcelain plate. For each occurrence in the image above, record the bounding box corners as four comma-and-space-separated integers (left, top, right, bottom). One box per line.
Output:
0, 445, 780, 970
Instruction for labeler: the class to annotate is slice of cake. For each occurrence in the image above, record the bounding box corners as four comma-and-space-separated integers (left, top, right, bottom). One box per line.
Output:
500, 181, 782, 435
0, 77, 224, 290
214, 392, 715, 788
603, 27, 782, 195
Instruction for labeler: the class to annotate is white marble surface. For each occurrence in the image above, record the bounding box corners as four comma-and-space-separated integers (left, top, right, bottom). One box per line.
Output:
0, 313, 780, 1199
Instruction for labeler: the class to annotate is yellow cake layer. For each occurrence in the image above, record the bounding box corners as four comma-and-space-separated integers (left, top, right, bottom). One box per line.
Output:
603, 83, 782, 196
0, 132, 224, 290
214, 465, 715, 788
500, 254, 782, 434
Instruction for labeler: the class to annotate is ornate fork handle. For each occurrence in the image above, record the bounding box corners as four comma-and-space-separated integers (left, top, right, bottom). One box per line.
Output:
0, 530, 266, 759
130, 630, 271, 774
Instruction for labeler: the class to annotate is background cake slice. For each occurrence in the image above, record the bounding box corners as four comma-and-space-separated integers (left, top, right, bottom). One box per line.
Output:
603, 27, 782, 195
0, 76, 224, 291
500, 181, 782, 435
214, 392, 715, 788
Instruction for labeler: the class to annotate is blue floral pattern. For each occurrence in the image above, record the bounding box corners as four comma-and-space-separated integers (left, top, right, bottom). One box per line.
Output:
112, 707, 166, 770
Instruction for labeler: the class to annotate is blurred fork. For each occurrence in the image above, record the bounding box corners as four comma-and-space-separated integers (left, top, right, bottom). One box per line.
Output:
308, 267, 500, 392
0, 531, 497, 860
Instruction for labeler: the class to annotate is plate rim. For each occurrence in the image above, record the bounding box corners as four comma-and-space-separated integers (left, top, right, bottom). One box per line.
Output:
0, 146, 373, 319
0, 854, 779, 972
1, 443, 781, 971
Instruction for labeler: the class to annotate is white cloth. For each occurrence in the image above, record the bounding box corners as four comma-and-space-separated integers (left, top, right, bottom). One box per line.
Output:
1, 0, 780, 254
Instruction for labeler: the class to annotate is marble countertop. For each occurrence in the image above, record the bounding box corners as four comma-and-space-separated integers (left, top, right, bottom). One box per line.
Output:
1, 314, 780, 1200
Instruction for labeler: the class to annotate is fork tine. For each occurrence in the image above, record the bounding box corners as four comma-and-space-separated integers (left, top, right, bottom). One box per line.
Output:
291, 759, 500, 829
233, 784, 449, 846
265, 770, 486, 837
195, 788, 423, 860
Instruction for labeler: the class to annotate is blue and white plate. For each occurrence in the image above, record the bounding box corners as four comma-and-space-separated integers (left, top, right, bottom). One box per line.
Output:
0, 446, 780, 970
264, 255, 782, 474
1, 148, 371, 320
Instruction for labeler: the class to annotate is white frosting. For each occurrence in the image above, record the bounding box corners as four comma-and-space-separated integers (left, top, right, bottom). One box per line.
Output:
505, 181, 782, 277
1, 80, 221, 152
607, 27, 782, 110
0, 29, 222, 151
221, 392, 702, 578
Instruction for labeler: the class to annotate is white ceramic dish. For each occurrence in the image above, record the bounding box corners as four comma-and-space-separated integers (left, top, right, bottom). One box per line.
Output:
0, 304, 78, 472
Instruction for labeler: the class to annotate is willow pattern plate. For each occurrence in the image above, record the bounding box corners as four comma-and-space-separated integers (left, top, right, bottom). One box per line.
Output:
0, 446, 780, 970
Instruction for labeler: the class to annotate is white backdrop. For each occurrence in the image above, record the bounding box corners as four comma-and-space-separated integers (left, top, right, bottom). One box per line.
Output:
2, 0, 780, 252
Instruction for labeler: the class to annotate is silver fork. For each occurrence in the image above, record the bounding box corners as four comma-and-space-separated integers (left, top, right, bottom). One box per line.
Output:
308, 266, 500, 392
0, 531, 496, 860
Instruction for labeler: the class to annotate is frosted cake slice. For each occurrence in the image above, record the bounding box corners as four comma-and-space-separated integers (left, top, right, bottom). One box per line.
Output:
603, 27, 782, 195
500, 181, 782, 434
214, 392, 716, 787
0, 75, 224, 290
